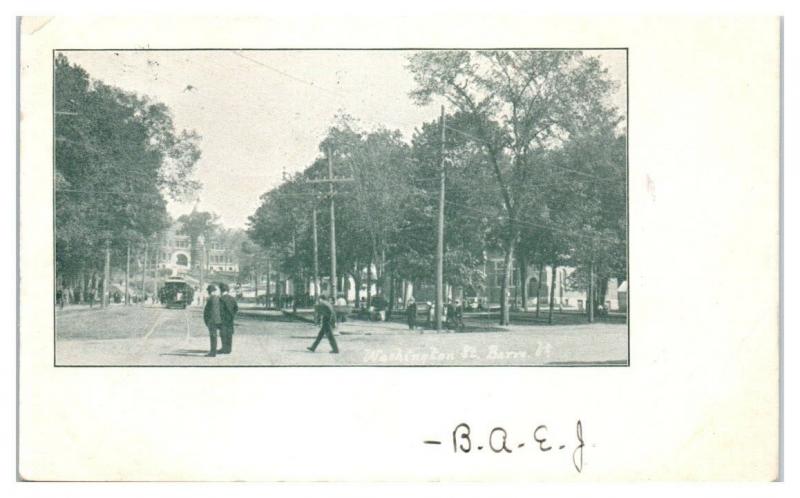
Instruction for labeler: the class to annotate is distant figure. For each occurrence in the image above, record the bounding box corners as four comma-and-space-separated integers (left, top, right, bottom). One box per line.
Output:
372, 294, 387, 321
446, 300, 465, 331
335, 295, 348, 323
203, 284, 222, 357
406, 299, 417, 330
56, 288, 64, 309
88, 289, 95, 308
426, 301, 434, 327
308, 297, 339, 354
219, 283, 239, 354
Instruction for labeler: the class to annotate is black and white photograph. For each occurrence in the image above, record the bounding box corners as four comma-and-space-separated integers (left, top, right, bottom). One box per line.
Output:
18, 15, 783, 485
53, 48, 628, 367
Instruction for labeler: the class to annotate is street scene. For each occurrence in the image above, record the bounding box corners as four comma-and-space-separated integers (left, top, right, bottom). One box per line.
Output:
54, 49, 628, 366
56, 304, 626, 366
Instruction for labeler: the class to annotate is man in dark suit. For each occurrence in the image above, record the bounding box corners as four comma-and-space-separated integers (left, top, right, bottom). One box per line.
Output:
406, 299, 417, 330
219, 283, 238, 354
203, 284, 222, 357
307, 297, 339, 354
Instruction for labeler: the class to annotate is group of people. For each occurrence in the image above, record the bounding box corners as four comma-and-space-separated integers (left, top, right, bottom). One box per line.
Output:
200, 289, 467, 357
406, 299, 465, 331
202, 283, 239, 357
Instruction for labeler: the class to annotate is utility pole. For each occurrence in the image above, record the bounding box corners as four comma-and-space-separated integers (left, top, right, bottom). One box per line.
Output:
328, 148, 337, 301
198, 236, 205, 305
125, 242, 131, 305
312, 207, 320, 304
435, 105, 446, 332
102, 239, 111, 308
305, 149, 353, 301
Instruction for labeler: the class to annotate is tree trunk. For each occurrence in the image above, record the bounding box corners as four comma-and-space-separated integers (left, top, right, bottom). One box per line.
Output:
535, 265, 544, 318
254, 269, 258, 305
387, 273, 395, 320
354, 262, 362, 309
548, 264, 557, 325
366, 259, 373, 308
266, 259, 272, 309
189, 235, 198, 270
275, 273, 282, 309
292, 275, 299, 313
378, 247, 386, 295
78, 267, 86, 304
499, 244, 515, 326
519, 253, 528, 312
598, 276, 609, 313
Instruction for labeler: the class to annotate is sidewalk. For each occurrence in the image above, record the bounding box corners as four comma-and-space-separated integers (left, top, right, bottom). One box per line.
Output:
55, 302, 168, 313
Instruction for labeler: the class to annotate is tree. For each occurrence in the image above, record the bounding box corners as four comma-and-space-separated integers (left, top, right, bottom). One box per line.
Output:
548, 124, 627, 320
400, 111, 496, 299
247, 115, 419, 311
176, 209, 219, 270
407, 50, 622, 324
55, 53, 201, 299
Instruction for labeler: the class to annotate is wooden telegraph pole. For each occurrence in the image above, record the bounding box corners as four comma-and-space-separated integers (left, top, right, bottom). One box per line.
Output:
198, 236, 205, 305
327, 149, 337, 301
435, 106, 446, 332
312, 207, 320, 304
305, 148, 353, 302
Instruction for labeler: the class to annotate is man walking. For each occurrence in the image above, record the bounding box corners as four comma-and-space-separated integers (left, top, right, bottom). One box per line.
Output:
307, 297, 339, 354
203, 284, 222, 357
219, 283, 238, 354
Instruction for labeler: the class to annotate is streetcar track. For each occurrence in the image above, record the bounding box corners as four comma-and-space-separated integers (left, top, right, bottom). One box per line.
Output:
143, 310, 165, 340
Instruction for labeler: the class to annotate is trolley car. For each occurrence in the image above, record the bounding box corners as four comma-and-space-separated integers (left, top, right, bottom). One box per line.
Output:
159, 277, 194, 309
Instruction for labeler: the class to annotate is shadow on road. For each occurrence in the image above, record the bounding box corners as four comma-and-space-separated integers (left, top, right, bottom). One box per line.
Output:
160, 349, 210, 357
236, 311, 303, 323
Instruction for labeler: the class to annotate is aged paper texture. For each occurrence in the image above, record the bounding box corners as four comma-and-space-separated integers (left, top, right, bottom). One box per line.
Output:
18, 16, 779, 481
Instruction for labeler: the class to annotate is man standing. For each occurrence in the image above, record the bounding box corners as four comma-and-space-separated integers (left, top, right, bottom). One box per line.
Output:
334, 294, 348, 323
307, 297, 339, 354
203, 284, 222, 357
406, 299, 417, 330
219, 283, 238, 354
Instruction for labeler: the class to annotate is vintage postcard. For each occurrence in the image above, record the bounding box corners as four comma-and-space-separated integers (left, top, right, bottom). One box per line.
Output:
50, 47, 628, 368
18, 17, 780, 481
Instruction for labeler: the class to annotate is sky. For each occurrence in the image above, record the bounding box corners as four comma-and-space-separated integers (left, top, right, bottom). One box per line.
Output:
61, 49, 626, 229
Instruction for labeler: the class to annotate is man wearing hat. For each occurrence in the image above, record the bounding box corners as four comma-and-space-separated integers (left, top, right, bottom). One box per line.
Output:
219, 283, 238, 354
307, 297, 339, 354
203, 284, 222, 357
